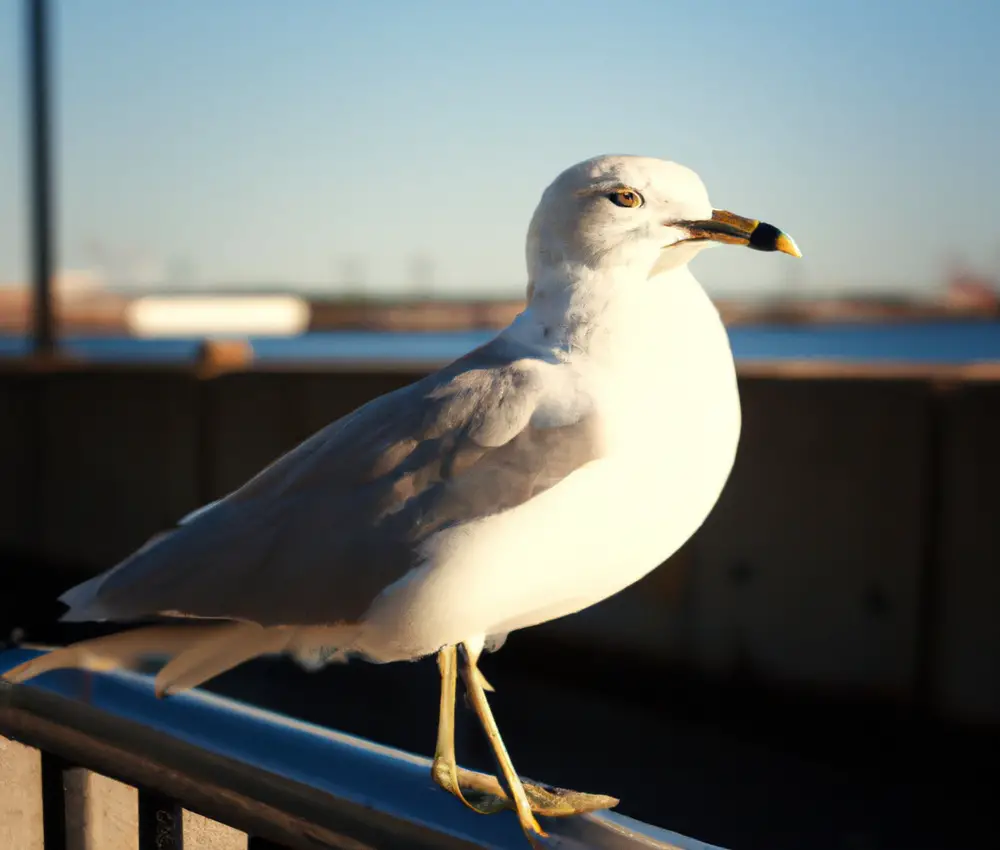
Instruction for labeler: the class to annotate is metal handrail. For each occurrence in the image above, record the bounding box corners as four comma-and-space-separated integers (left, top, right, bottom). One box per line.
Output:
0, 648, 724, 849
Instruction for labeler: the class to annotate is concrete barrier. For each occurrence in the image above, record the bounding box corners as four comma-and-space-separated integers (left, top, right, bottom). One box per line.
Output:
1, 362, 998, 725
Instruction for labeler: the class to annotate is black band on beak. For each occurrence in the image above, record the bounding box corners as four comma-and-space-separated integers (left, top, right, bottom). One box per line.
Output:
747, 221, 784, 252
675, 209, 801, 258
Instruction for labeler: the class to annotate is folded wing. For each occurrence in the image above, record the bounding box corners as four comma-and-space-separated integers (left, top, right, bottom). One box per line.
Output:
59, 338, 602, 628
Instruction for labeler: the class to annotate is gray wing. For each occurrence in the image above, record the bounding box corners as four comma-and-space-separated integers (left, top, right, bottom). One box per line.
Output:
63, 337, 602, 626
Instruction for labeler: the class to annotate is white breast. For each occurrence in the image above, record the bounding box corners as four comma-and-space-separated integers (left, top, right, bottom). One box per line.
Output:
355, 269, 741, 663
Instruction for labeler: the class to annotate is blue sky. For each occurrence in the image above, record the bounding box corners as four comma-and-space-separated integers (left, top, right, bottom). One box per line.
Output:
0, 0, 998, 298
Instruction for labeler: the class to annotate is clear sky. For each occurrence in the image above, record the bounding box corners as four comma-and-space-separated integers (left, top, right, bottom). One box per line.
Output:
0, 0, 998, 299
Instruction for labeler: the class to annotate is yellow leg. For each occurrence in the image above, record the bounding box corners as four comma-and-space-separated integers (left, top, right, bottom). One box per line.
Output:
429, 646, 620, 823
458, 643, 549, 845
431, 646, 508, 814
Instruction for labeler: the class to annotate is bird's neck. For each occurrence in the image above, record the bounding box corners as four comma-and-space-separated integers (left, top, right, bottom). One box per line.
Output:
504, 263, 706, 366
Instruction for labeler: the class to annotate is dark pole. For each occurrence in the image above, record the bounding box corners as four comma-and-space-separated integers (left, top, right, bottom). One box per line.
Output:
25, 0, 56, 356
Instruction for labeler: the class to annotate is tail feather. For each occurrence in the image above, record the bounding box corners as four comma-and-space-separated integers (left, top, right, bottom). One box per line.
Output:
153, 622, 293, 697
1, 624, 222, 684
3, 622, 361, 695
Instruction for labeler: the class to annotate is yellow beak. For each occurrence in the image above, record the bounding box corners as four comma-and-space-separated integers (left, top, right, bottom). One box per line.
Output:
678, 209, 802, 257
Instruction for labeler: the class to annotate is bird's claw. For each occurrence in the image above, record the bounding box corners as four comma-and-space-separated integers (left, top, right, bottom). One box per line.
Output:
432, 760, 617, 817
520, 779, 619, 817
431, 758, 508, 814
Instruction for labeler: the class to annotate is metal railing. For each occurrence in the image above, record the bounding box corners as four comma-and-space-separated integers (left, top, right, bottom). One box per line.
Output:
0, 648, 725, 850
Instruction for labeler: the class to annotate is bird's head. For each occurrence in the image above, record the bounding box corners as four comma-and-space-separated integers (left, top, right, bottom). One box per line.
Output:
526, 154, 801, 286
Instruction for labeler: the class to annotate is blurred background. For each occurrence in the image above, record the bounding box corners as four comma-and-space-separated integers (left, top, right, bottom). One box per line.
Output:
2, 1, 999, 849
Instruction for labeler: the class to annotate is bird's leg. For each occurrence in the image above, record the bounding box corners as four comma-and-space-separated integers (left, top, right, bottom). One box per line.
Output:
459, 642, 549, 844
431, 645, 508, 814
430, 646, 619, 820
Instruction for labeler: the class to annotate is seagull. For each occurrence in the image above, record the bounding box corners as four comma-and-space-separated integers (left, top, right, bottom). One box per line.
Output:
3, 154, 800, 846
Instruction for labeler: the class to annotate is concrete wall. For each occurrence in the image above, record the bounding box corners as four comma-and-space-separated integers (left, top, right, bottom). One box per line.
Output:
0, 374, 34, 555
0, 737, 246, 849
934, 386, 1000, 723
1, 365, 997, 725
688, 380, 931, 700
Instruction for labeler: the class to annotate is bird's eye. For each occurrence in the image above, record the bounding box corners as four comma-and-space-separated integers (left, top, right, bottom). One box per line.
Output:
608, 189, 643, 208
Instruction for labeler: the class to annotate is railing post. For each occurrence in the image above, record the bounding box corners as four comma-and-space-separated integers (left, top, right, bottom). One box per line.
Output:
40, 751, 68, 849
137, 788, 184, 850
24, 0, 57, 357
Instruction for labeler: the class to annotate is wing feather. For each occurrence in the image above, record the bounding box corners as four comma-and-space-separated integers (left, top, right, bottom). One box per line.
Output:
55, 337, 602, 627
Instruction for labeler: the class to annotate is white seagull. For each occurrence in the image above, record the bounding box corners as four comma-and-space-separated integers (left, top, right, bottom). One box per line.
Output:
4, 154, 800, 846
